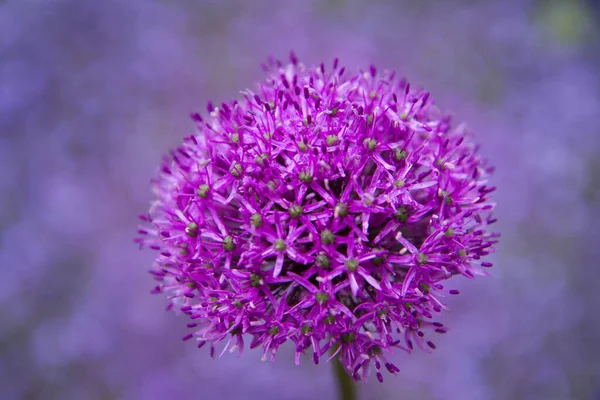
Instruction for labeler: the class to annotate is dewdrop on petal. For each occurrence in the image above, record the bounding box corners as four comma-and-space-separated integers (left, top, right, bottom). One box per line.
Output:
135, 53, 499, 381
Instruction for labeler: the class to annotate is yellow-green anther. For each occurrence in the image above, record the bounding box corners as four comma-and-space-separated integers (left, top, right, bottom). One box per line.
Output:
298, 141, 307, 152
230, 162, 242, 177
320, 229, 335, 245
334, 202, 348, 218
299, 171, 312, 183
365, 138, 377, 151
316, 292, 329, 304
197, 184, 210, 198
269, 326, 280, 336
223, 235, 235, 251
341, 332, 356, 343
417, 253, 428, 265
367, 114, 373, 125
301, 323, 312, 335
444, 227, 454, 236
395, 148, 407, 161
255, 153, 269, 165
346, 259, 359, 272
274, 239, 287, 251
326, 135, 338, 146
330, 107, 338, 117
231, 133, 239, 143
289, 204, 303, 218
250, 273, 262, 287
186, 222, 199, 237
316, 252, 330, 268
250, 213, 263, 228
394, 179, 405, 188
394, 207, 408, 222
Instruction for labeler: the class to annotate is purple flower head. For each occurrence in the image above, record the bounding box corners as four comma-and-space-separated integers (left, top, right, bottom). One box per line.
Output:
136, 53, 499, 382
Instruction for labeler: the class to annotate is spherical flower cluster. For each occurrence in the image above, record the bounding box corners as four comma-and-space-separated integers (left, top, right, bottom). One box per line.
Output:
136, 54, 499, 382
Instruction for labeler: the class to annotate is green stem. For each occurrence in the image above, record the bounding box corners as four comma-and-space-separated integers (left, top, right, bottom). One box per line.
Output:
333, 355, 357, 400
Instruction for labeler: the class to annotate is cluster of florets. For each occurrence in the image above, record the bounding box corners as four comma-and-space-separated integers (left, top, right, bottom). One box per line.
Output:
136, 54, 498, 382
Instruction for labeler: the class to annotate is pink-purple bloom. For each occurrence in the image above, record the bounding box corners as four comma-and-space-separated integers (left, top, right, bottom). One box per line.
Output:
136, 54, 499, 382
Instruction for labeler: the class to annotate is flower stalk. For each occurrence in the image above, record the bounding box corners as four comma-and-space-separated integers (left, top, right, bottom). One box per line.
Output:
334, 355, 357, 400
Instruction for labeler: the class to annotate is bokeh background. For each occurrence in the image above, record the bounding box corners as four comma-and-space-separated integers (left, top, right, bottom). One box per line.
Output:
1, 0, 599, 399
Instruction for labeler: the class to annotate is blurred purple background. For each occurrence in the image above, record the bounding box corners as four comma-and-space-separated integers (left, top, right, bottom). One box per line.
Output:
1, 0, 599, 399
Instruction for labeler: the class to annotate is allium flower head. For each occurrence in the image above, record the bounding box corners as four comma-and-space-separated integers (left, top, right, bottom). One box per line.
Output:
136, 53, 499, 382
